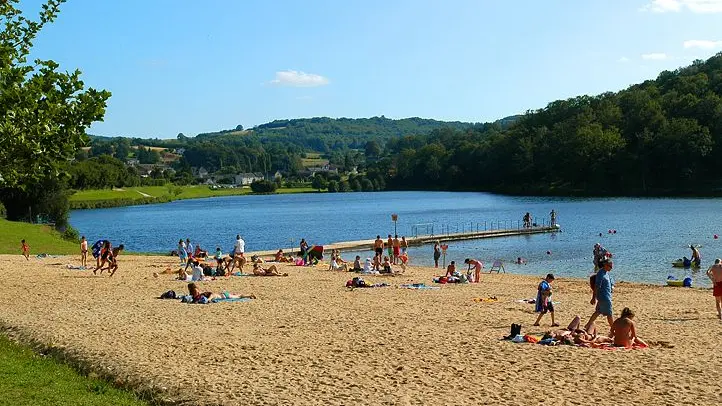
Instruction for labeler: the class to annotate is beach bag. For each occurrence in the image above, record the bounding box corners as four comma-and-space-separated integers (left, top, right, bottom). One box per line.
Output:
505, 323, 522, 340
160, 290, 176, 299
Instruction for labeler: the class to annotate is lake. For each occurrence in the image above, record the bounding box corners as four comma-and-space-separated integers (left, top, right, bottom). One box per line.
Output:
70, 191, 722, 286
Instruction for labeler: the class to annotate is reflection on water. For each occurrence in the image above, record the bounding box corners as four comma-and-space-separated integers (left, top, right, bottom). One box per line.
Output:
70, 191, 722, 286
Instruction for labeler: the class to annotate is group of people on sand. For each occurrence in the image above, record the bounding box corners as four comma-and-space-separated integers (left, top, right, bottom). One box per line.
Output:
437, 258, 483, 283
528, 245, 646, 348
373, 234, 408, 265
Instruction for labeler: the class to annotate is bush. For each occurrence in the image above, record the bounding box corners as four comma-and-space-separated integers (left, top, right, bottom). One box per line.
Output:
250, 180, 278, 193
62, 225, 80, 243
327, 180, 339, 193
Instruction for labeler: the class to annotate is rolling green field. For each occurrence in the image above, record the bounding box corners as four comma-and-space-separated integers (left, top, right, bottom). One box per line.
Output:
0, 335, 149, 406
69, 185, 318, 209
0, 218, 77, 255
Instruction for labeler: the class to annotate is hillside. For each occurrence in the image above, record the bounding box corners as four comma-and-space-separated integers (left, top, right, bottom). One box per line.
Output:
376, 52, 722, 195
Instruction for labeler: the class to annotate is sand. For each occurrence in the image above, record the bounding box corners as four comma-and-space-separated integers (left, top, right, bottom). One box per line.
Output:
0, 254, 720, 405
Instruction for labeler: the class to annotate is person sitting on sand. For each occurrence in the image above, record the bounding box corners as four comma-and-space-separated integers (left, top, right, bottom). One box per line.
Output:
351, 256, 363, 272
187, 282, 255, 303
363, 258, 373, 273
193, 244, 208, 259
610, 307, 647, 348
373, 254, 382, 272
275, 249, 287, 262
328, 255, 348, 272
445, 261, 456, 278
706, 258, 722, 320
252, 263, 287, 276
380, 256, 392, 274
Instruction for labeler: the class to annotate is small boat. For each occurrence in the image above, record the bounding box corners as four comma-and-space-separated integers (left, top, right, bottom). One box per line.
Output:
671, 259, 700, 268
666, 280, 684, 287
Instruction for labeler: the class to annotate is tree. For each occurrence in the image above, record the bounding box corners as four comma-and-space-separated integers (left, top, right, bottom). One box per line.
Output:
0, 0, 111, 189
365, 140, 381, 158
113, 138, 131, 161
250, 179, 278, 193
311, 176, 328, 191
235, 124, 244, 131
327, 180, 339, 192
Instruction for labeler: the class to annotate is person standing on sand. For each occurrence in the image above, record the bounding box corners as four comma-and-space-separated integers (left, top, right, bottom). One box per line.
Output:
80, 236, 88, 267
433, 242, 441, 268
401, 236, 408, 254
21, 239, 30, 261
177, 239, 187, 266
392, 235, 401, 265
386, 235, 393, 260
706, 258, 722, 320
586, 259, 614, 330
464, 258, 483, 283
373, 236, 383, 257
533, 273, 558, 327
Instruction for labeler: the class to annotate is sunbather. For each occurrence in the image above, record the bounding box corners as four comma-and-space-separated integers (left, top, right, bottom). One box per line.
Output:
610, 307, 647, 348
252, 263, 288, 276
187, 282, 255, 303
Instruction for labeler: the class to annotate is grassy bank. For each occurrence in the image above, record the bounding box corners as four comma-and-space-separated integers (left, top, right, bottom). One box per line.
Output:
0, 218, 77, 255
0, 335, 149, 406
69, 185, 317, 209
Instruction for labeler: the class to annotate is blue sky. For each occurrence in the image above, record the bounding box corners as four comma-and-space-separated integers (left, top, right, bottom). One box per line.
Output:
24, 0, 722, 138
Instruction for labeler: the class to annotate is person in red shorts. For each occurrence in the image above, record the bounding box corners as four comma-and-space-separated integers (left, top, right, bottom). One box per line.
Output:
706, 258, 722, 320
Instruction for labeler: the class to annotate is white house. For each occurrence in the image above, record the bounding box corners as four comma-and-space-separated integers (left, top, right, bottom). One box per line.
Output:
234, 172, 264, 186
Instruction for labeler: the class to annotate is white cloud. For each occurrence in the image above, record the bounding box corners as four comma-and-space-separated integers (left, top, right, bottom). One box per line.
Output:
641, 0, 722, 13
617, 56, 630, 63
683, 39, 722, 49
641, 52, 668, 60
268, 70, 329, 87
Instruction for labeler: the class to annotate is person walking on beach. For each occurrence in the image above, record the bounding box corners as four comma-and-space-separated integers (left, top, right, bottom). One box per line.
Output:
706, 258, 722, 320
21, 239, 30, 261
533, 273, 558, 327
80, 236, 88, 267
392, 235, 401, 265
106, 244, 125, 277
433, 242, 441, 268
586, 259, 615, 330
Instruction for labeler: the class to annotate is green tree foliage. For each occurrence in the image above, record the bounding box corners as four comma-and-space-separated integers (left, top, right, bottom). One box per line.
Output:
371, 53, 722, 195
327, 180, 339, 193
0, 0, 110, 223
136, 146, 160, 164
250, 179, 278, 193
311, 176, 328, 191
0, 0, 110, 188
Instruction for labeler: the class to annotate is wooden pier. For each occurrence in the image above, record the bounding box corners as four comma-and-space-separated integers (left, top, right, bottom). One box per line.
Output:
248, 225, 560, 257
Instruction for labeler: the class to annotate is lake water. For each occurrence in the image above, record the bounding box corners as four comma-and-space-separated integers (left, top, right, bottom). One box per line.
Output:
69, 192, 722, 286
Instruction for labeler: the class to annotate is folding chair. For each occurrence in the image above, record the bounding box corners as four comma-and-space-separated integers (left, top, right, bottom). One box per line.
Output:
489, 260, 505, 273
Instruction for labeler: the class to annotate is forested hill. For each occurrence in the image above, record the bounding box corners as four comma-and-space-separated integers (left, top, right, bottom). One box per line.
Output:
193, 116, 476, 151
372, 53, 722, 195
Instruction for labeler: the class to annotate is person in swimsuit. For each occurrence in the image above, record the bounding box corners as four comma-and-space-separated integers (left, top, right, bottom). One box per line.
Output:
392, 235, 401, 265
80, 236, 88, 267
690, 245, 702, 267
373, 235, 383, 257
106, 244, 124, 277
94, 241, 113, 275
433, 242, 441, 268
610, 308, 647, 348
445, 261, 456, 278
706, 258, 722, 320
401, 236, 408, 254
464, 258, 483, 283
21, 239, 30, 261
252, 263, 288, 276
187, 282, 255, 303
386, 235, 393, 260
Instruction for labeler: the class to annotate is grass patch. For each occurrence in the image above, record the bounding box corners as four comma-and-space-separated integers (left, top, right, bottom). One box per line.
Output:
0, 218, 77, 255
276, 187, 316, 194
0, 335, 149, 406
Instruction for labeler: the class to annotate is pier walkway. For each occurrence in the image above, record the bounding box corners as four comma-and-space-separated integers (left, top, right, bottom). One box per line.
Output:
248, 225, 560, 257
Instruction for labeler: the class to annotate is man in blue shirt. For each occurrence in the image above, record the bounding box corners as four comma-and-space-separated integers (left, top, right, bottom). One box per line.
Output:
585, 259, 614, 331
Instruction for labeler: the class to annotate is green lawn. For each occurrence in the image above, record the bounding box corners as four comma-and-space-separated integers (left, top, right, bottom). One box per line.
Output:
69, 185, 251, 203
0, 218, 77, 255
0, 335, 149, 406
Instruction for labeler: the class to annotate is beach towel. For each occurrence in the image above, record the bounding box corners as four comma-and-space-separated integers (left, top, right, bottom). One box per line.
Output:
210, 297, 253, 304
399, 283, 440, 290
36, 254, 61, 259
65, 264, 87, 270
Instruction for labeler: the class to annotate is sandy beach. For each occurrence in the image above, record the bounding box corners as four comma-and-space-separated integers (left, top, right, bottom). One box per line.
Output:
0, 253, 719, 405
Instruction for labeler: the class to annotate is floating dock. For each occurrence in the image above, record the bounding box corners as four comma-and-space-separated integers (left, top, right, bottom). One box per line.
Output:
248, 225, 560, 257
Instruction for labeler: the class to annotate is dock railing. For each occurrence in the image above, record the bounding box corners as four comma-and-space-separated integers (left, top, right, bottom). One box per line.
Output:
412, 217, 552, 238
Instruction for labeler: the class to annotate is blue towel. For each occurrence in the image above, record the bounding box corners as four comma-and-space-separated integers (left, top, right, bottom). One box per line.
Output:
210, 297, 253, 303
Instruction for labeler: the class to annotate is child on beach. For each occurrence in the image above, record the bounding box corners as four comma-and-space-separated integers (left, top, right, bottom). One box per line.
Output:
352, 256, 362, 272
445, 261, 456, 278
381, 256, 392, 274
706, 258, 722, 320
21, 239, 29, 260
80, 236, 88, 267
533, 273, 558, 327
